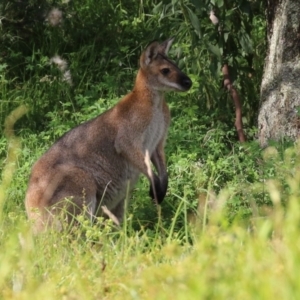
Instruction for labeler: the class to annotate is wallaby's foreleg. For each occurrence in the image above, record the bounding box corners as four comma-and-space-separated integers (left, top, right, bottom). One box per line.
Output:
115, 136, 162, 203
148, 100, 170, 204
149, 143, 168, 204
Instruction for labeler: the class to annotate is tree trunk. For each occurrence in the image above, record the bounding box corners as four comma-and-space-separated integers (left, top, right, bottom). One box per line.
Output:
258, 0, 300, 147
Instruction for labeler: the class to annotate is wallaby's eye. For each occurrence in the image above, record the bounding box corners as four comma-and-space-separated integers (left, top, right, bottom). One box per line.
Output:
161, 68, 170, 75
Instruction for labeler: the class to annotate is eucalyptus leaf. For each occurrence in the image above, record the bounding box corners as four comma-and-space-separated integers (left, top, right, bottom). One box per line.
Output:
207, 43, 222, 59
238, 31, 253, 54
209, 59, 221, 79
215, 0, 224, 8
186, 6, 201, 34
223, 32, 229, 43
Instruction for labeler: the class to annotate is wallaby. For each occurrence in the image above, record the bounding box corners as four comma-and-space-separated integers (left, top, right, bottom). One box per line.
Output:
25, 38, 192, 232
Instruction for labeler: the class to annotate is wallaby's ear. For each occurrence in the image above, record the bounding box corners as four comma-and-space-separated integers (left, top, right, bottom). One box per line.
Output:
158, 37, 174, 55
143, 41, 160, 66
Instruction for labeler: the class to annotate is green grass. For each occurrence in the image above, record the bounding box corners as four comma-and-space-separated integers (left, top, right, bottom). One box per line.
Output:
1, 106, 300, 299
1, 182, 300, 299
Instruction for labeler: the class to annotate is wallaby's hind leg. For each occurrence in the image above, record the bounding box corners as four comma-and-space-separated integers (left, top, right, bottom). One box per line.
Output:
27, 193, 97, 233
26, 166, 98, 233
99, 179, 135, 226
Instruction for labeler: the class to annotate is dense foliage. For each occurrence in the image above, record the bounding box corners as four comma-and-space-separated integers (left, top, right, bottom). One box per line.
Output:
1, 0, 265, 127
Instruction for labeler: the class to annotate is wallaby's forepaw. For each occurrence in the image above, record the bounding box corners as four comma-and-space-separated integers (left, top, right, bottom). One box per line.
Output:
149, 174, 168, 204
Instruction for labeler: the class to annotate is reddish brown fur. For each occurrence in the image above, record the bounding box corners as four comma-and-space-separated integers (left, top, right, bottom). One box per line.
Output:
25, 38, 192, 232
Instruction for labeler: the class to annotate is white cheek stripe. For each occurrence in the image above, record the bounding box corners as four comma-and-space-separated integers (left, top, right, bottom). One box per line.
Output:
160, 78, 185, 91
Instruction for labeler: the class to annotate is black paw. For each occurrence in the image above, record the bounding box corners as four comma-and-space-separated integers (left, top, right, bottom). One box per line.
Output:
149, 174, 168, 204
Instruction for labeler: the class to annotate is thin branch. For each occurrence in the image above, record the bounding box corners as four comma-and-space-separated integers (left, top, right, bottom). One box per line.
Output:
208, 10, 247, 142
222, 64, 246, 142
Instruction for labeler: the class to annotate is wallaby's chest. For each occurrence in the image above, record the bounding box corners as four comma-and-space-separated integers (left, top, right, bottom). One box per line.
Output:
142, 105, 167, 153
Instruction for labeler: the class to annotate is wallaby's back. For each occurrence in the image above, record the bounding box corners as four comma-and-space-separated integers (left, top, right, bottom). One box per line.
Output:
25, 38, 192, 232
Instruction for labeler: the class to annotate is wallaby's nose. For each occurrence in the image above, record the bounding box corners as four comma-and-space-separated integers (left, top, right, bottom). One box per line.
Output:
183, 77, 192, 90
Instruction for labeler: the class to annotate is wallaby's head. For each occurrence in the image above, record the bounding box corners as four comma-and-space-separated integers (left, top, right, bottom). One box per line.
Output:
139, 38, 192, 92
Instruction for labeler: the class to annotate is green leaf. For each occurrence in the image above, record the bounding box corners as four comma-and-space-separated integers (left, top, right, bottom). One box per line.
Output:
239, 0, 251, 15
186, 6, 201, 34
223, 32, 229, 43
215, 0, 224, 8
207, 43, 222, 59
0, 63, 8, 72
210, 0, 224, 8
190, 0, 202, 10
153, 2, 163, 14
238, 31, 253, 54
209, 60, 221, 79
